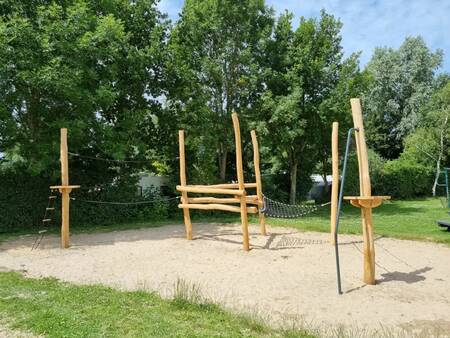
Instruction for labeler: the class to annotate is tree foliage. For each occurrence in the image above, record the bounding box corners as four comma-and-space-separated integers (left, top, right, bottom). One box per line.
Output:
259, 11, 365, 203
0, 0, 170, 177
364, 37, 443, 159
167, 0, 274, 182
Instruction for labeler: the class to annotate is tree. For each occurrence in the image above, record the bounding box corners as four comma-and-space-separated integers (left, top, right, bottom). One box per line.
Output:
260, 11, 363, 203
402, 80, 450, 196
0, 0, 170, 179
364, 37, 443, 159
167, 0, 274, 182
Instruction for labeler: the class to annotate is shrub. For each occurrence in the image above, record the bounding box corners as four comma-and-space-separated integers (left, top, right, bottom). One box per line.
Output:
0, 167, 174, 233
342, 149, 434, 199
378, 159, 434, 198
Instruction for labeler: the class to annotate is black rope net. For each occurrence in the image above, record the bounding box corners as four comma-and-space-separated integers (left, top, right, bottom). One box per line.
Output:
261, 194, 330, 218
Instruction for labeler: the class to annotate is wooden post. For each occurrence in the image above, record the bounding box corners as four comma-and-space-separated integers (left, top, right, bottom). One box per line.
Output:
232, 113, 250, 251
330, 122, 339, 244
251, 130, 266, 235
179, 130, 193, 240
50, 129, 79, 248
350, 98, 376, 285
60, 128, 70, 248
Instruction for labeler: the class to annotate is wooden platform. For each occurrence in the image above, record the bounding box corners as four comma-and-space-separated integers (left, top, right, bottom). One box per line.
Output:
344, 196, 391, 209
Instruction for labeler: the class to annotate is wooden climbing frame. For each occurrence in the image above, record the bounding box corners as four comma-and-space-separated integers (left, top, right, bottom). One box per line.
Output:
177, 112, 266, 251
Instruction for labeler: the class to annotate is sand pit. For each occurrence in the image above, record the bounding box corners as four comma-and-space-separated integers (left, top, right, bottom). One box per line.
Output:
0, 223, 449, 336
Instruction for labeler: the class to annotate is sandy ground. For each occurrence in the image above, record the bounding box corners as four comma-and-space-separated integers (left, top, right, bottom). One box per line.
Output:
0, 223, 449, 336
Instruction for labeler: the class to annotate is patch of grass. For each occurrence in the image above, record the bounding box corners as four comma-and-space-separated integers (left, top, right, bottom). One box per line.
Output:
265, 198, 450, 245
0, 272, 313, 338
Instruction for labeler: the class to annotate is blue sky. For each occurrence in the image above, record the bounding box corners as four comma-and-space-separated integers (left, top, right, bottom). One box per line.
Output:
158, 0, 450, 72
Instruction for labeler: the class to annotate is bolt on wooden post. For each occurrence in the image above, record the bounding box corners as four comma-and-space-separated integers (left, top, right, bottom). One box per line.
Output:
50, 128, 79, 249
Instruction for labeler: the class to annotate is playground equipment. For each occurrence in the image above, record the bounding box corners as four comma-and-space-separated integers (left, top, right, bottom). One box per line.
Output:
437, 214, 450, 231
37, 128, 178, 250
49, 128, 80, 248
332, 98, 390, 293
437, 167, 449, 208
176, 113, 266, 251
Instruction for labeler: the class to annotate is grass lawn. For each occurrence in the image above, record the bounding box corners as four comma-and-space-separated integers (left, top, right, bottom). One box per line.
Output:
0, 272, 312, 338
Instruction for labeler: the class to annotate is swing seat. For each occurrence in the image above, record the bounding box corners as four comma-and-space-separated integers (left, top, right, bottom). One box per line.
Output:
344, 196, 390, 209
437, 220, 450, 230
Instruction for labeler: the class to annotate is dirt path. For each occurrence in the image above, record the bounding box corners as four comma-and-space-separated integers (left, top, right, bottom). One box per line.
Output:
0, 223, 449, 336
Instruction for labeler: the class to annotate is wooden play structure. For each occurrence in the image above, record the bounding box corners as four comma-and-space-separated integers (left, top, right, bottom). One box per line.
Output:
331, 98, 390, 288
50, 128, 80, 248
176, 113, 266, 251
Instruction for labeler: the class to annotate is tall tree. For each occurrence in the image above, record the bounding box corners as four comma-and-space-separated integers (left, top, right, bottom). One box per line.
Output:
363, 37, 443, 159
260, 11, 362, 203
167, 0, 274, 182
402, 80, 450, 195
0, 0, 169, 178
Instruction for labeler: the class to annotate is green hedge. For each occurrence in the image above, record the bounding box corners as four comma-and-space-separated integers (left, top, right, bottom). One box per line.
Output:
343, 150, 434, 199
377, 159, 434, 198
0, 167, 176, 233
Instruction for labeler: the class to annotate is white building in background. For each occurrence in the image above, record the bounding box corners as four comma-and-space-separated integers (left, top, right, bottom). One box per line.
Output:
137, 173, 169, 196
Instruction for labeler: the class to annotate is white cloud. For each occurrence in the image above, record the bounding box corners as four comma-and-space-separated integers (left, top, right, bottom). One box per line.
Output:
158, 0, 450, 71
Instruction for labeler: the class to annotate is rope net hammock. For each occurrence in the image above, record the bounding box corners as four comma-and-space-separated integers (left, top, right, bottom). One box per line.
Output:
260, 194, 330, 218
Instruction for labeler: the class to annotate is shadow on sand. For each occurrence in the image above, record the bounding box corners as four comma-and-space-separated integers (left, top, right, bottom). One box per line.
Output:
379, 267, 432, 284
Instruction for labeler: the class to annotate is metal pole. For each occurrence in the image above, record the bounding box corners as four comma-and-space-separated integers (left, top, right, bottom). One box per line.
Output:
445, 168, 449, 208
334, 127, 358, 295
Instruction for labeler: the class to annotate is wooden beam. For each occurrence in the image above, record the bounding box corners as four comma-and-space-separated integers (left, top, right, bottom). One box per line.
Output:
178, 203, 258, 214
188, 196, 259, 205
251, 130, 266, 235
176, 185, 244, 195
330, 122, 339, 245
192, 183, 257, 189
179, 130, 193, 240
232, 112, 250, 251
351, 98, 375, 285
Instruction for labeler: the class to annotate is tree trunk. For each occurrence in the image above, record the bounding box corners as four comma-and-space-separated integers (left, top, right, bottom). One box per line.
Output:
289, 156, 298, 205
219, 143, 227, 182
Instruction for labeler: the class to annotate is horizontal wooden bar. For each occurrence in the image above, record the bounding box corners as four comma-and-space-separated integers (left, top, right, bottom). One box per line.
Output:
178, 203, 258, 214
188, 196, 260, 205
343, 196, 391, 200
50, 185, 80, 189
188, 197, 240, 204
176, 185, 244, 195
193, 183, 257, 189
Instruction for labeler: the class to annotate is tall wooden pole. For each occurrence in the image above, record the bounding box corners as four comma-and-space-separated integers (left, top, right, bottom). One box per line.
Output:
250, 130, 266, 236
60, 128, 70, 248
232, 113, 250, 251
330, 122, 339, 244
179, 130, 193, 240
50, 129, 79, 249
350, 98, 376, 285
